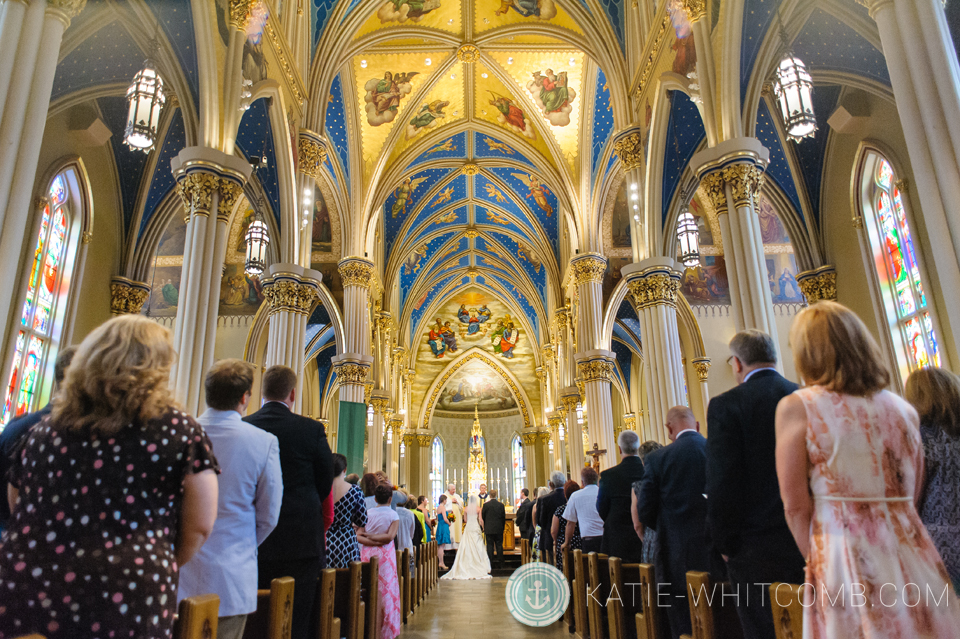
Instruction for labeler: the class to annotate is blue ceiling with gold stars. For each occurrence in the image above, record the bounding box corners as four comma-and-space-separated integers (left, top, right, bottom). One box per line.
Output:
236, 98, 282, 225
140, 110, 186, 238
325, 73, 351, 193
591, 67, 614, 183
792, 9, 889, 86
661, 90, 706, 222
755, 101, 802, 222
792, 84, 842, 227
52, 25, 143, 102
98, 96, 150, 235
149, 0, 201, 104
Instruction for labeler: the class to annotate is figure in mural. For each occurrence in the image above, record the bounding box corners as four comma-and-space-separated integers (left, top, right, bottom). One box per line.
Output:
485, 209, 510, 225
428, 322, 447, 357
439, 319, 459, 353
526, 69, 577, 127
512, 172, 554, 216
492, 318, 519, 358
477, 304, 492, 322
457, 305, 491, 337
483, 137, 515, 154
425, 139, 456, 155
161, 279, 179, 308
757, 197, 790, 244
431, 187, 454, 208
377, 0, 440, 23
484, 182, 506, 203
391, 175, 428, 218
407, 99, 450, 138
517, 242, 542, 273
493, 0, 557, 20
364, 71, 418, 126
434, 209, 458, 224
221, 273, 247, 306
778, 268, 803, 302
681, 266, 712, 301
611, 183, 631, 248
402, 244, 429, 274
488, 92, 536, 139
312, 195, 332, 251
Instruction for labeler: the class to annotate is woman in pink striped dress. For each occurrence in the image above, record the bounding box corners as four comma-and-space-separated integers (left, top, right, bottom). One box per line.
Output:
358, 484, 402, 639
776, 302, 960, 639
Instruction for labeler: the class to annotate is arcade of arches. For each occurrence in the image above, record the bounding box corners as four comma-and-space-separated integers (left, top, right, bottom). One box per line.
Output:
2, 0, 960, 506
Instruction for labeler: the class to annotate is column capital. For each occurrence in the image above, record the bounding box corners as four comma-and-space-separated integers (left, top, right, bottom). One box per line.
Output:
416, 431, 433, 447
521, 431, 540, 446
47, 0, 87, 26
570, 253, 607, 286
376, 311, 395, 334
298, 130, 328, 180
338, 256, 376, 288
386, 415, 404, 432
229, 0, 258, 29
721, 163, 766, 209
679, 0, 706, 23
575, 350, 616, 383
171, 148, 251, 221
613, 128, 644, 171
262, 266, 323, 315
796, 265, 837, 304
699, 171, 728, 214
110, 277, 150, 315
691, 357, 711, 382
623, 413, 637, 430
547, 413, 564, 429
559, 386, 581, 412
402, 431, 418, 446
554, 306, 570, 331
370, 392, 390, 415
854, 0, 893, 19
623, 260, 683, 309
332, 354, 373, 387
541, 343, 554, 362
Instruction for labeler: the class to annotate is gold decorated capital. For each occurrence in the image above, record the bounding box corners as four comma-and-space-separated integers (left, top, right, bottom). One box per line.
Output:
796, 265, 837, 304
333, 361, 370, 386
577, 359, 615, 383
721, 163, 765, 209
570, 254, 607, 286
364, 382, 374, 404
417, 433, 433, 447
461, 163, 480, 176
854, 0, 893, 18
613, 131, 644, 171
559, 393, 580, 413
229, 0, 258, 29
402, 432, 417, 447
680, 0, 706, 22
627, 268, 682, 309
623, 413, 637, 430
521, 432, 539, 446
176, 172, 219, 218
110, 277, 150, 315
541, 344, 554, 362
298, 136, 328, 180
46, 0, 87, 25
338, 257, 375, 288
699, 171, 728, 214
217, 179, 244, 221
457, 44, 480, 63
370, 395, 390, 415
554, 307, 569, 331
537, 430, 552, 444
387, 415, 404, 432
691, 357, 711, 382
263, 279, 320, 314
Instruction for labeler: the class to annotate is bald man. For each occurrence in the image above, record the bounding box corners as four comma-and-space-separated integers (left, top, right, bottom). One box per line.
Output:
635, 407, 722, 639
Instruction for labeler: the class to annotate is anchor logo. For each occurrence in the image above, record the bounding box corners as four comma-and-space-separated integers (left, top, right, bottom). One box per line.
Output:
525, 580, 551, 609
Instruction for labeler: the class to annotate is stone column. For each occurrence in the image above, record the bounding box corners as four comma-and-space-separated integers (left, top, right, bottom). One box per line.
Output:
691, 357, 711, 430
614, 129, 646, 260
622, 258, 686, 443
521, 430, 539, 493
417, 431, 432, 498
400, 431, 416, 491
109, 277, 150, 315
560, 388, 584, 473
261, 264, 323, 411
694, 139, 778, 342
547, 412, 565, 472
169, 149, 249, 415
385, 412, 402, 482
368, 392, 389, 474
0, 0, 85, 342
796, 265, 837, 304
296, 131, 328, 266
681, 0, 718, 144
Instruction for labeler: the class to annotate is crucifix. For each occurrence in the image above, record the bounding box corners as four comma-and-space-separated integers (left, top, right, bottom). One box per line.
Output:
587, 443, 607, 471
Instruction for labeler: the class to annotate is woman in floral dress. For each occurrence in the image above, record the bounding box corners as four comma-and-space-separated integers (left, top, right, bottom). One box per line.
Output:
777, 302, 960, 638
358, 484, 401, 639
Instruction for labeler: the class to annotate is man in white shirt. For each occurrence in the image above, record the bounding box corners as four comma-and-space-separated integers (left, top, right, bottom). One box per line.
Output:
178, 359, 283, 639
562, 466, 604, 553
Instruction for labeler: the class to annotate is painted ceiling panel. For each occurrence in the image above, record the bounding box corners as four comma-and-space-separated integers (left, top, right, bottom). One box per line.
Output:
739, 0, 780, 102
620, 317, 642, 344
409, 272, 463, 341
325, 73, 352, 194
755, 101, 803, 222
792, 9, 889, 86
384, 167, 454, 247
428, 253, 471, 282
474, 205, 537, 245
591, 67, 614, 182
236, 99, 281, 225
97, 96, 149, 235
482, 273, 540, 341
409, 203, 470, 247
612, 322, 640, 355
353, 0, 462, 38
408, 132, 469, 170
152, 0, 200, 104
483, 230, 547, 306
52, 25, 143, 101
315, 342, 337, 402
611, 338, 632, 390
595, 0, 625, 54
792, 84, 842, 227
661, 90, 706, 222
309, 302, 331, 326
312, 0, 339, 53
474, 62, 556, 163
140, 109, 186, 238
472, 131, 535, 168
386, 63, 467, 165
616, 296, 637, 322
400, 230, 460, 305
473, 0, 584, 35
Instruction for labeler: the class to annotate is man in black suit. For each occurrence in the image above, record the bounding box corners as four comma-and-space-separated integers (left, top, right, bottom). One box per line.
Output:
515, 488, 534, 543
537, 471, 567, 563
705, 330, 805, 639
597, 430, 645, 563
637, 407, 721, 639
244, 365, 334, 639
0, 346, 75, 531
481, 489, 506, 569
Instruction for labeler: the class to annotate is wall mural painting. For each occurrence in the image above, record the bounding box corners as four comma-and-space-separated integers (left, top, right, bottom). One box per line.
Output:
430, 186, 454, 208
364, 71, 419, 126
668, 0, 696, 76
434, 209, 459, 224
406, 100, 450, 138
425, 138, 458, 155
494, 0, 557, 20
516, 242, 541, 272
512, 172, 554, 216
377, 0, 441, 23
216, 0, 269, 83
403, 243, 429, 274
611, 181, 631, 248
422, 292, 521, 359
157, 215, 187, 256
391, 176, 428, 218
483, 136, 516, 154
436, 360, 517, 411
219, 263, 265, 315
526, 69, 577, 126
681, 256, 730, 304
487, 92, 537, 139
143, 266, 182, 318
311, 188, 333, 254
485, 209, 510, 225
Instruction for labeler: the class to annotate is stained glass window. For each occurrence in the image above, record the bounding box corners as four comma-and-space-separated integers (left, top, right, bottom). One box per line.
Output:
2, 170, 78, 427
430, 436, 444, 508
511, 435, 526, 507
861, 154, 940, 381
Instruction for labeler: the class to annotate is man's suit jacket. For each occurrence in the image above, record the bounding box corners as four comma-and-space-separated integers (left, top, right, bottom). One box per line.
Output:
597, 456, 645, 562
537, 487, 566, 550
481, 499, 506, 537
705, 369, 803, 564
636, 432, 718, 594
244, 401, 334, 564
515, 498, 534, 539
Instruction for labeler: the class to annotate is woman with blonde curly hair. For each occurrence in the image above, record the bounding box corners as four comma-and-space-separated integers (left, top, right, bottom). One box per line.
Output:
776, 301, 960, 638
0, 315, 220, 639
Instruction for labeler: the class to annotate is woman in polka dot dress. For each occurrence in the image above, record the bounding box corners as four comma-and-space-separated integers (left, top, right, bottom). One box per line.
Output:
0, 315, 220, 639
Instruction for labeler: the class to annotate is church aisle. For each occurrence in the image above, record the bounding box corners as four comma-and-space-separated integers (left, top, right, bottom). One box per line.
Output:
399, 577, 570, 639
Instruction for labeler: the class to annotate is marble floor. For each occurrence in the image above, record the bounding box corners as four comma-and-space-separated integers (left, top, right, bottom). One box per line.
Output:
400, 577, 572, 639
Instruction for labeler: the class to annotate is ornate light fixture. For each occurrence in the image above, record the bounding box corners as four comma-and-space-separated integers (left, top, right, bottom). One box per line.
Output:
676, 207, 701, 267
772, 11, 816, 142
244, 149, 271, 276
124, 26, 166, 152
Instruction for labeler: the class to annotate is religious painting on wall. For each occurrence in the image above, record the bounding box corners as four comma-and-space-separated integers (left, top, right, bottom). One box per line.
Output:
311, 188, 333, 254
142, 215, 186, 318
391, 175, 428, 218
526, 69, 577, 126
511, 172, 554, 216
767, 255, 804, 303
487, 92, 536, 139
611, 182, 631, 248
364, 71, 419, 126
436, 359, 518, 411
215, 0, 269, 84
219, 263, 265, 315
668, 0, 696, 76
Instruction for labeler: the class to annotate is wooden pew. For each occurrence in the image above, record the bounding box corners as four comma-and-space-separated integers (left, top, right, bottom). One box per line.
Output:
571, 549, 590, 639
314, 570, 339, 639
769, 583, 803, 639
416, 544, 423, 606
680, 571, 744, 639
334, 562, 365, 639
607, 557, 645, 639
360, 556, 381, 639
587, 553, 611, 639
520, 538, 531, 565
431, 540, 437, 589
561, 546, 575, 633
632, 563, 666, 639
398, 548, 410, 624
242, 576, 296, 639
174, 593, 220, 639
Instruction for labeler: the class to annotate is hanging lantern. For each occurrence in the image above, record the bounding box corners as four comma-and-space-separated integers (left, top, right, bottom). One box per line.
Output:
124, 60, 166, 151
773, 55, 816, 142
677, 208, 701, 267
244, 218, 270, 276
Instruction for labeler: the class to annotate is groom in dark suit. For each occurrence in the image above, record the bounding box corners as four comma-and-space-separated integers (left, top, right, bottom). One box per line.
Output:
481, 490, 506, 569
597, 430, 645, 563
244, 365, 334, 639
705, 330, 805, 639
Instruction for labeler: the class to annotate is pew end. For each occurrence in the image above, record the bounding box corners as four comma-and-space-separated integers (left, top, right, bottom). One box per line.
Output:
174, 593, 220, 639
769, 582, 803, 639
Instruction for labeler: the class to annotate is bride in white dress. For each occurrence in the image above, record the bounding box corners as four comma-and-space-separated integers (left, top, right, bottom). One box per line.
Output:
441, 494, 491, 580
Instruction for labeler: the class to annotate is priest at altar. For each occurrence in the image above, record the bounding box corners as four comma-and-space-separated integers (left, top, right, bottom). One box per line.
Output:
444, 484, 464, 547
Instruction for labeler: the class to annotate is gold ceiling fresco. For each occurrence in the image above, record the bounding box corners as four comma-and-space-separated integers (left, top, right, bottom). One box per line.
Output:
472, 0, 583, 35
386, 61, 467, 165
354, 0, 463, 39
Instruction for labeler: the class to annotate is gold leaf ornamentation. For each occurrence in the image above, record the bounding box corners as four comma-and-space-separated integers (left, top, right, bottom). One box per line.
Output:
176, 172, 219, 218
46, 0, 87, 25
457, 44, 480, 63
298, 137, 328, 179
627, 273, 682, 308
796, 265, 837, 304
699, 171, 727, 213
691, 357, 711, 382
218, 179, 245, 221
577, 359, 615, 383
571, 254, 607, 286
613, 131, 644, 171
263, 280, 320, 314
110, 278, 150, 315
338, 258, 375, 288
721, 163, 765, 209
334, 361, 370, 386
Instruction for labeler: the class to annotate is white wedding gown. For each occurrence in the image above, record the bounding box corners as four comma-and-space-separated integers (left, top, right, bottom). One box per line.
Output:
441, 495, 491, 580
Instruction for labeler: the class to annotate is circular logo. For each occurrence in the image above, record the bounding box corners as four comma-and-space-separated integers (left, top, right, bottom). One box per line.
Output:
505, 562, 570, 627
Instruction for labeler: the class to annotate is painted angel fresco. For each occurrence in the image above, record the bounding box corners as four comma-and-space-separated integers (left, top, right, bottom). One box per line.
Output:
484, 182, 506, 203
526, 69, 577, 127
493, 0, 556, 20
403, 244, 429, 274
488, 92, 536, 139
364, 71, 419, 126
517, 242, 542, 273
486, 209, 510, 225
483, 137, 515, 154
391, 176, 428, 218
426, 139, 456, 155
512, 173, 554, 217
434, 209, 458, 224
406, 100, 450, 139
431, 187, 454, 207
377, 0, 440, 23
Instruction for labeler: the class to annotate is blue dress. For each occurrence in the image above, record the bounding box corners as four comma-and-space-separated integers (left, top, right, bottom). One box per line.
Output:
436, 509, 452, 545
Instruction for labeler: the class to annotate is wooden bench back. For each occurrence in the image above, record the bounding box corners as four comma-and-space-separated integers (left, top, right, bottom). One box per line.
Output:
174, 593, 220, 639
571, 548, 590, 639
334, 562, 364, 639
586, 553, 611, 639
520, 537, 531, 565
635, 563, 665, 639
561, 546, 574, 632
608, 558, 644, 639
681, 571, 744, 639
769, 583, 803, 639
398, 548, 410, 623
315, 570, 340, 639
360, 556, 381, 639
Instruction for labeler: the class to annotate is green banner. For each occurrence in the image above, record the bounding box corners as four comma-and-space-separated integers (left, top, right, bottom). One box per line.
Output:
337, 400, 367, 476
